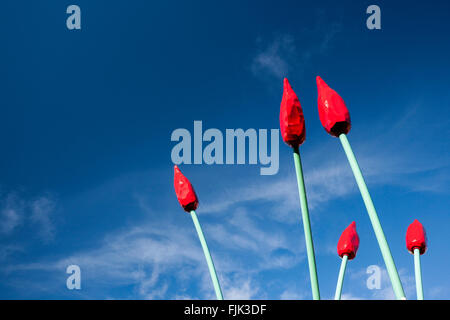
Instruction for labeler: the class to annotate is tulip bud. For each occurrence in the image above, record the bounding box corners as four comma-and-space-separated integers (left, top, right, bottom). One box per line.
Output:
316, 76, 351, 137
174, 165, 199, 212
337, 221, 360, 260
406, 219, 427, 255
279, 78, 306, 147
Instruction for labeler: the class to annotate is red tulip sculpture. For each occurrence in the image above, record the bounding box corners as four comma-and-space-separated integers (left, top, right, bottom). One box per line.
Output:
337, 221, 360, 260
335, 222, 360, 300
316, 76, 351, 137
174, 165, 223, 300
174, 165, 199, 212
280, 78, 306, 147
316, 76, 405, 300
406, 219, 427, 300
279, 78, 320, 300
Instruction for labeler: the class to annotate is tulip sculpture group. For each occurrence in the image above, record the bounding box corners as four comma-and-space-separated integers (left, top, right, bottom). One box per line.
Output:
173, 76, 429, 300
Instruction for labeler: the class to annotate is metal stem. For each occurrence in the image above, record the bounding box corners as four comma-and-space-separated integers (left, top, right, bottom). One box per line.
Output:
334, 255, 348, 300
414, 248, 424, 300
339, 134, 405, 300
293, 146, 320, 300
190, 210, 223, 300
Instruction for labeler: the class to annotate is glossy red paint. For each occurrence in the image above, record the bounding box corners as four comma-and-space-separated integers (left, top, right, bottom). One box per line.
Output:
174, 165, 199, 212
279, 78, 306, 147
406, 219, 427, 255
337, 221, 360, 260
316, 76, 351, 137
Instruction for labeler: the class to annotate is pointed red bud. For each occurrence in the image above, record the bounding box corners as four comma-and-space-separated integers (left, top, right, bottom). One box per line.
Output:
406, 219, 427, 255
279, 78, 306, 147
316, 76, 351, 137
337, 221, 360, 260
174, 165, 199, 212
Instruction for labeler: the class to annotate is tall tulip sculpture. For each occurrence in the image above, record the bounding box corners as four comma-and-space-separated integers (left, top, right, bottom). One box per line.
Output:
173, 165, 224, 300
334, 222, 360, 300
316, 76, 406, 300
280, 78, 320, 300
406, 219, 427, 300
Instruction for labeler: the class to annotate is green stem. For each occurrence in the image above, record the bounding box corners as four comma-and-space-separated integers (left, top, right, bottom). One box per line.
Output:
292, 146, 320, 300
190, 210, 224, 300
414, 248, 424, 300
334, 255, 348, 300
339, 134, 405, 300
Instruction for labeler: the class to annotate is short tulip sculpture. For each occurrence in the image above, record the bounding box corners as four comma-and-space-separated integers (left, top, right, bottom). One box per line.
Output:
280, 78, 320, 300
316, 76, 406, 300
334, 222, 359, 300
174, 165, 223, 300
406, 219, 427, 300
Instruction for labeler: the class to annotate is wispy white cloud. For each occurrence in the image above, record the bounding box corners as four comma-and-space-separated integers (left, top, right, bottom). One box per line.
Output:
346, 266, 416, 300
251, 12, 343, 81
0, 244, 24, 261
4, 201, 303, 299
280, 288, 307, 300
5, 220, 205, 298
224, 279, 259, 300
199, 149, 357, 223
427, 286, 449, 300
206, 208, 304, 272
0, 194, 25, 235
0, 192, 57, 241
340, 293, 364, 300
30, 196, 56, 241
251, 35, 295, 80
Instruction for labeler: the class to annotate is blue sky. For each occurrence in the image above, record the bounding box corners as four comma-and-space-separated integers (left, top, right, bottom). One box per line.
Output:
0, 0, 449, 299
